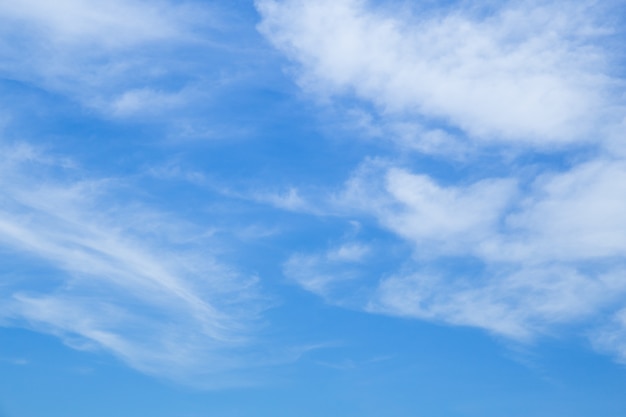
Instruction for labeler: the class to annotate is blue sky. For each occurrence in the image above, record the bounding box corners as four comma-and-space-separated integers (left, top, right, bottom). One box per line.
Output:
1, 0, 626, 415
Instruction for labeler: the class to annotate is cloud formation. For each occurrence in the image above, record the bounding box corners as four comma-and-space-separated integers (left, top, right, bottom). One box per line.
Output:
0, 0, 221, 123
343, 160, 626, 338
263, 0, 626, 359
257, 0, 620, 147
0, 142, 267, 385
0, 0, 191, 47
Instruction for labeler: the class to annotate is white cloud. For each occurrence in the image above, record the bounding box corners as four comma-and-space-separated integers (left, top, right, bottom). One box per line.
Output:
257, 0, 620, 146
283, 242, 371, 300
499, 159, 626, 263
257, 0, 626, 354
282, 155, 626, 356
340, 158, 626, 263
0, 0, 217, 121
371, 266, 626, 341
256, 187, 311, 212
341, 161, 517, 256
327, 242, 370, 262
109, 88, 186, 117
0, 142, 268, 385
593, 309, 626, 364
0, 0, 196, 48
378, 159, 626, 342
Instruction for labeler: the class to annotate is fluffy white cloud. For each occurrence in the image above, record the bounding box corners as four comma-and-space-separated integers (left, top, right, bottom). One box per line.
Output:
500, 160, 626, 262
283, 155, 626, 351
257, 0, 619, 146
341, 157, 626, 262
262, 0, 626, 356
341, 161, 517, 256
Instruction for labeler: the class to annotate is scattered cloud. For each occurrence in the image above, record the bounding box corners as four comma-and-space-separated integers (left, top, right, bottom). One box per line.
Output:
593, 308, 626, 364
1, 0, 625, 391
371, 266, 626, 341
0, 357, 29, 366
256, 187, 311, 212
284, 154, 626, 350
340, 160, 518, 256
108, 88, 187, 117
284, 241, 371, 300
0, 141, 269, 385
0, 0, 227, 124
260, 0, 626, 359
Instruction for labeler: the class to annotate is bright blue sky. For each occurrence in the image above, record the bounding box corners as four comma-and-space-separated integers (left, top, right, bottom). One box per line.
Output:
1, 0, 626, 416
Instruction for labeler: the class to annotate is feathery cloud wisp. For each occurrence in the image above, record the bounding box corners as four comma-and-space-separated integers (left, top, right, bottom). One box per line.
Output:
0, 142, 268, 386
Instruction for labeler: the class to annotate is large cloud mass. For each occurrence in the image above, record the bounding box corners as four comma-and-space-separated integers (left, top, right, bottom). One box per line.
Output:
260, 0, 626, 360
257, 0, 620, 146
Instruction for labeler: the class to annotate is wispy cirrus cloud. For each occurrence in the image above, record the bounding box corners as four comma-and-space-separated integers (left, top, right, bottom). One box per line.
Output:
0, 142, 270, 386
0, 0, 242, 129
284, 242, 371, 300
0, 0, 194, 47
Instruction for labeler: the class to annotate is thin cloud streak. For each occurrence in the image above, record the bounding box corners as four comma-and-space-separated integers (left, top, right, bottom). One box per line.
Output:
0, 142, 268, 385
